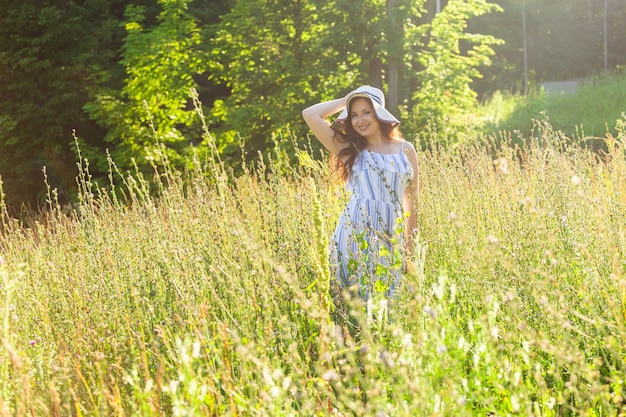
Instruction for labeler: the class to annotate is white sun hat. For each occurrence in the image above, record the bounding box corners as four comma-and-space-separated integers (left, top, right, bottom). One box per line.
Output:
335, 85, 400, 126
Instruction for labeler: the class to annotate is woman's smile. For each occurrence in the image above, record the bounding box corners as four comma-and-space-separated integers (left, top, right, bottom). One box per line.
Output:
357, 122, 370, 133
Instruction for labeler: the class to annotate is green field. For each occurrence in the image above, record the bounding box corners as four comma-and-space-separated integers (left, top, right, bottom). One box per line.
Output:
1, 117, 626, 416
478, 73, 626, 141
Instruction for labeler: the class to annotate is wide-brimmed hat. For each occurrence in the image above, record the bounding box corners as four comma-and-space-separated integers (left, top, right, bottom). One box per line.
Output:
335, 85, 400, 126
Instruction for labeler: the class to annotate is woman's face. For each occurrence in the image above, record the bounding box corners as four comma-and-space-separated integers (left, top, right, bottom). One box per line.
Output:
350, 97, 382, 140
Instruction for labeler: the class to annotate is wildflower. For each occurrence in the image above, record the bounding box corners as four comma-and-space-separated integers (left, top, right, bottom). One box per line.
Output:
282, 376, 292, 391
29, 340, 36, 347
571, 175, 581, 186
423, 305, 437, 319
458, 337, 466, 350
510, 395, 520, 412
436, 344, 447, 354
493, 157, 509, 174
490, 326, 499, 339
487, 235, 499, 245
379, 350, 395, 368
520, 196, 533, 208
401, 333, 413, 349
322, 370, 340, 382
168, 380, 179, 394
192, 340, 201, 359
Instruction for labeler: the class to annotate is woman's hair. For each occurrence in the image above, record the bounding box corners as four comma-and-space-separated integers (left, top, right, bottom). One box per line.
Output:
331, 100, 402, 183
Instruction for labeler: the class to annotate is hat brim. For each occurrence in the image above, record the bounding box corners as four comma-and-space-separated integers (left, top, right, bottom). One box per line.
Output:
335, 93, 400, 126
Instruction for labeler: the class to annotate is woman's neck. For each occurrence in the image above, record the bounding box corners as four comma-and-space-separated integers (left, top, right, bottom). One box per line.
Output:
363, 137, 402, 153
364, 134, 387, 147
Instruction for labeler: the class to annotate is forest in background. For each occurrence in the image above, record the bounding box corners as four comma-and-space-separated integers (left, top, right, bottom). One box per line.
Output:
1, 0, 625, 209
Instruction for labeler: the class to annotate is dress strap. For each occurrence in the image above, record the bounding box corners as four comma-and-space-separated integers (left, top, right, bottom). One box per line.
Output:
401, 140, 405, 152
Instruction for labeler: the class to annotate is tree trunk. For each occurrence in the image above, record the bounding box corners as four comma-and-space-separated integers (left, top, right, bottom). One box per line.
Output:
387, 58, 400, 114
386, 0, 403, 114
368, 57, 383, 89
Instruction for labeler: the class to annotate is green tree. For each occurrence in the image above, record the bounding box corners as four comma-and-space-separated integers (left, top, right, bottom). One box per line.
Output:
211, 0, 502, 147
208, 0, 349, 160
0, 0, 131, 208
405, 0, 503, 132
84, 0, 208, 172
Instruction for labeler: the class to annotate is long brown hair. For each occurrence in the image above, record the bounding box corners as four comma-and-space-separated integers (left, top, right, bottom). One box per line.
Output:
331, 113, 402, 183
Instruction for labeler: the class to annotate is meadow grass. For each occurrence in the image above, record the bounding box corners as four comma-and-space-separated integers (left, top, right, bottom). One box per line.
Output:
478, 72, 626, 141
0, 118, 625, 416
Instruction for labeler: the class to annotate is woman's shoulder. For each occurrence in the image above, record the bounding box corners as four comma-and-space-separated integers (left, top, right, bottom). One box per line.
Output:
399, 140, 419, 172
399, 139, 416, 151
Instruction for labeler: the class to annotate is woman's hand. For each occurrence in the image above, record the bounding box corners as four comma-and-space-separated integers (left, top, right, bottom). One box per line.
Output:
404, 257, 416, 274
302, 95, 350, 155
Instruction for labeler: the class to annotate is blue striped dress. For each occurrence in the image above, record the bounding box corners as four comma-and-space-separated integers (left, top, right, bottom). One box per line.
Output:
330, 144, 414, 299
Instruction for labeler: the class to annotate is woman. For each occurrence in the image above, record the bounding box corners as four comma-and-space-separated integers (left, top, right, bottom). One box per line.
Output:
302, 86, 419, 299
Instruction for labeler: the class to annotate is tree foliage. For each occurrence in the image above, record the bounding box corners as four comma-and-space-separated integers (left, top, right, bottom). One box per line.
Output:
207, 0, 356, 159
84, 0, 208, 171
406, 0, 503, 131
210, 0, 502, 145
0, 0, 130, 207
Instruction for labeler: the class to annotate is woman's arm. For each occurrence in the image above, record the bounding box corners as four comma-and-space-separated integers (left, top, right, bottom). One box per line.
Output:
402, 141, 420, 254
302, 95, 349, 155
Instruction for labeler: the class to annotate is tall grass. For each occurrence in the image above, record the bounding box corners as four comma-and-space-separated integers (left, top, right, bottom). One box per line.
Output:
0, 117, 625, 415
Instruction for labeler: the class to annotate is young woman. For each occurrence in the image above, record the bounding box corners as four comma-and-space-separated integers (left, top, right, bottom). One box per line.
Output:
302, 86, 419, 299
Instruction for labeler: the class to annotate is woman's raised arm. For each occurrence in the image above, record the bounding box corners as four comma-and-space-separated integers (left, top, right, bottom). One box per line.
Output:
302, 96, 349, 155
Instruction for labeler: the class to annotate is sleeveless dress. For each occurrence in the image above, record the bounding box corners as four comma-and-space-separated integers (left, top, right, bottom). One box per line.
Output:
330, 142, 414, 299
